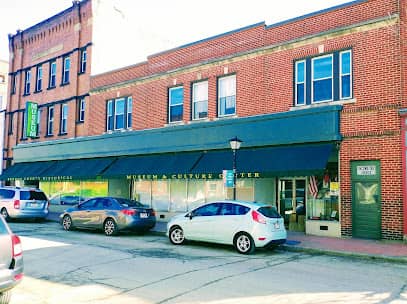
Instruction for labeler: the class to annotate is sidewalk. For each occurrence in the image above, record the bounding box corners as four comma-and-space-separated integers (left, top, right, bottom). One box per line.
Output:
49, 211, 407, 263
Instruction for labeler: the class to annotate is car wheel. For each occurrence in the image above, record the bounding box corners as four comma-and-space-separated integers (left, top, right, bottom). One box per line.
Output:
169, 226, 185, 245
234, 232, 255, 254
0, 290, 11, 304
104, 218, 118, 236
62, 215, 73, 231
0, 208, 10, 221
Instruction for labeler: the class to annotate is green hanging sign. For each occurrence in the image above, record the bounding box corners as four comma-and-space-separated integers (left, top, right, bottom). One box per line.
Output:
25, 101, 38, 138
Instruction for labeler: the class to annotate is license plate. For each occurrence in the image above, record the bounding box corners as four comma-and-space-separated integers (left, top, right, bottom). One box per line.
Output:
140, 213, 148, 218
274, 223, 280, 229
28, 202, 39, 208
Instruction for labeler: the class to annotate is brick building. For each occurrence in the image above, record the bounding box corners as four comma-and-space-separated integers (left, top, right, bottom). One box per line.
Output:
2, 0, 406, 241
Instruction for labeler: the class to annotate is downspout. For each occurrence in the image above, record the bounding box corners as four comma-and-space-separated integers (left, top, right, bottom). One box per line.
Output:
74, 0, 82, 138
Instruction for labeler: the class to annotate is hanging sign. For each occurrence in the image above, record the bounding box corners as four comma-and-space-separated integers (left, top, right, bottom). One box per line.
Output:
25, 101, 38, 138
223, 170, 234, 187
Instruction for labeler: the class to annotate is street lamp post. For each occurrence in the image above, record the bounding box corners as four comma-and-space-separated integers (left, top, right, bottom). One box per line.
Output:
229, 136, 242, 200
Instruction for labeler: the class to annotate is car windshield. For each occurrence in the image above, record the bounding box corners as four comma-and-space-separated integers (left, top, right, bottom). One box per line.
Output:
116, 198, 145, 208
257, 206, 281, 218
20, 190, 48, 201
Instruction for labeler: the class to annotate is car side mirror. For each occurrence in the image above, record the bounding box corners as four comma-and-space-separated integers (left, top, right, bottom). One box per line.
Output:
186, 212, 193, 220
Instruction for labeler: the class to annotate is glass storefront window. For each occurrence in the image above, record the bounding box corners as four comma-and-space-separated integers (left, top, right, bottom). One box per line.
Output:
187, 180, 206, 210
169, 180, 187, 212
152, 180, 170, 211
206, 180, 224, 202
133, 180, 152, 206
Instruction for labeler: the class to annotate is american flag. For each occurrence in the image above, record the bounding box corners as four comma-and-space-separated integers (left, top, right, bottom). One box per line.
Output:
309, 176, 318, 198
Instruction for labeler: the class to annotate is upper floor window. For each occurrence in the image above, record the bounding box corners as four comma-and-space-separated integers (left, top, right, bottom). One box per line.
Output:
0, 75, 4, 83
60, 104, 68, 134
8, 113, 13, 135
11, 74, 16, 94
21, 111, 27, 139
168, 86, 183, 123
24, 69, 31, 95
192, 81, 208, 120
35, 65, 43, 92
106, 96, 132, 131
36, 108, 42, 137
218, 75, 236, 117
294, 49, 352, 106
47, 106, 54, 136
49, 61, 57, 88
80, 49, 87, 74
77, 97, 85, 122
62, 56, 70, 85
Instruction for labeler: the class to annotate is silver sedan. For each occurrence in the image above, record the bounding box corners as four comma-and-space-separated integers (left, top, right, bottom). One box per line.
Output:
60, 197, 156, 236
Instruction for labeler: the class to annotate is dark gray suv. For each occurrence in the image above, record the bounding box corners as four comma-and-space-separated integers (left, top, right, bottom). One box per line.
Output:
0, 215, 23, 303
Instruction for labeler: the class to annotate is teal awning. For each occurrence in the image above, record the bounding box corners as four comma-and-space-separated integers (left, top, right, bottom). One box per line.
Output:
191, 143, 335, 176
0, 158, 116, 181
103, 152, 203, 177
0, 161, 55, 180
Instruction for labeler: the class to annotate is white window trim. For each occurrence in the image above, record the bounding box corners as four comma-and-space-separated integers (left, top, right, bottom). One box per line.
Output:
340, 49, 352, 100
24, 70, 31, 95
295, 60, 306, 106
61, 104, 68, 134
47, 106, 54, 135
126, 97, 132, 129
79, 98, 85, 122
168, 86, 183, 123
114, 98, 126, 130
62, 57, 70, 84
107, 100, 114, 131
192, 81, 208, 121
49, 61, 56, 87
218, 74, 236, 117
81, 49, 87, 73
311, 54, 333, 103
36, 66, 42, 91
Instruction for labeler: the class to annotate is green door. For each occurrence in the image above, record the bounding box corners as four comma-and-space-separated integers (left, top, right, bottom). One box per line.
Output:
351, 161, 381, 239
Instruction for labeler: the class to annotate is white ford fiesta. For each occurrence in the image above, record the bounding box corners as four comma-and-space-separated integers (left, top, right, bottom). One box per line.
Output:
167, 200, 287, 254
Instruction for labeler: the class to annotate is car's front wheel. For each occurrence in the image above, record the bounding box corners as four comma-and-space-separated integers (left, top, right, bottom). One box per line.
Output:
234, 232, 255, 254
0, 208, 10, 221
104, 218, 118, 236
62, 215, 73, 231
169, 226, 185, 245
0, 290, 11, 304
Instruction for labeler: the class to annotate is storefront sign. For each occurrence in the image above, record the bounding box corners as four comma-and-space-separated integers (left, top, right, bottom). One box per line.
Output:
7, 176, 74, 181
126, 172, 261, 180
356, 165, 376, 176
329, 181, 340, 196
25, 101, 38, 138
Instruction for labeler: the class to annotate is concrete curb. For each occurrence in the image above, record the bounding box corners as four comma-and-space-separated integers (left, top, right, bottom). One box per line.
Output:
281, 244, 407, 264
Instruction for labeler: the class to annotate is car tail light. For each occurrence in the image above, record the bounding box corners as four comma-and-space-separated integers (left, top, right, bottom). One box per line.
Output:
12, 235, 23, 257
151, 210, 156, 216
122, 209, 137, 216
14, 200, 20, 209
251, 210, 267, 224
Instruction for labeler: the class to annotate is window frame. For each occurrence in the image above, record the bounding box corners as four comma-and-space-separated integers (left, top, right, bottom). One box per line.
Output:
60, 103, 68, 135
127, 97, 132, 128
21, 111, 27, 140
36, 108, 42, 137
47, 106, 54, 136
24, 69, 31, 95
106, 96, 132, 132
11, 74, 16, 94
311, 54, 333, 103
48, 60, 57, 88
192, 80, 208, 120
340, 49, 352, 100
295, 60, 306, 106
62, 56, 71, 85
8, 113, 13, 135
35, 65, 43, 92
217, 74, 236, 117
114, 98, 126, 130
80, 49, 87, 74
78, 97, 85, 123
168, 86, 184, 123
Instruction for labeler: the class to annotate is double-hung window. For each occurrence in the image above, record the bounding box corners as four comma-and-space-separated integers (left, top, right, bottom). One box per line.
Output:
312, 54, 333, 102
49, 60, 56, 88
192, 81, 208, 120
21, 111, 27, 139
294, 49, 352, 106
168, 86, 183, 123
78, 97, 85, 122
11, 74, 16, 94
47, 106, 54, 136
35, 65, 43, 92
80, 49, 87, 74
218, 75, 236, 117
24, 69, 31, 95
106, 97, 132, 131
62, 56, 70, 85
36, 108, 42, 137
60, 104, 68, 134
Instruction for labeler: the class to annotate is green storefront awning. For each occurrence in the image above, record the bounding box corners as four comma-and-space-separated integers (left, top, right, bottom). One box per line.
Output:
0, 161, 55, 180
1, 158, 116, 181
103, 152, 203, 177
191, 143, 335, 176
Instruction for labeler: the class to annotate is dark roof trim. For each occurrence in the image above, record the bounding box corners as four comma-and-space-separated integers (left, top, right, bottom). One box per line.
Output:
266, 0, 368, 29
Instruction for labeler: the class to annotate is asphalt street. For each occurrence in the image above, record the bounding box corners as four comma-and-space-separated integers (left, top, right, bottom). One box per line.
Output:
7, 221, 407, 304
